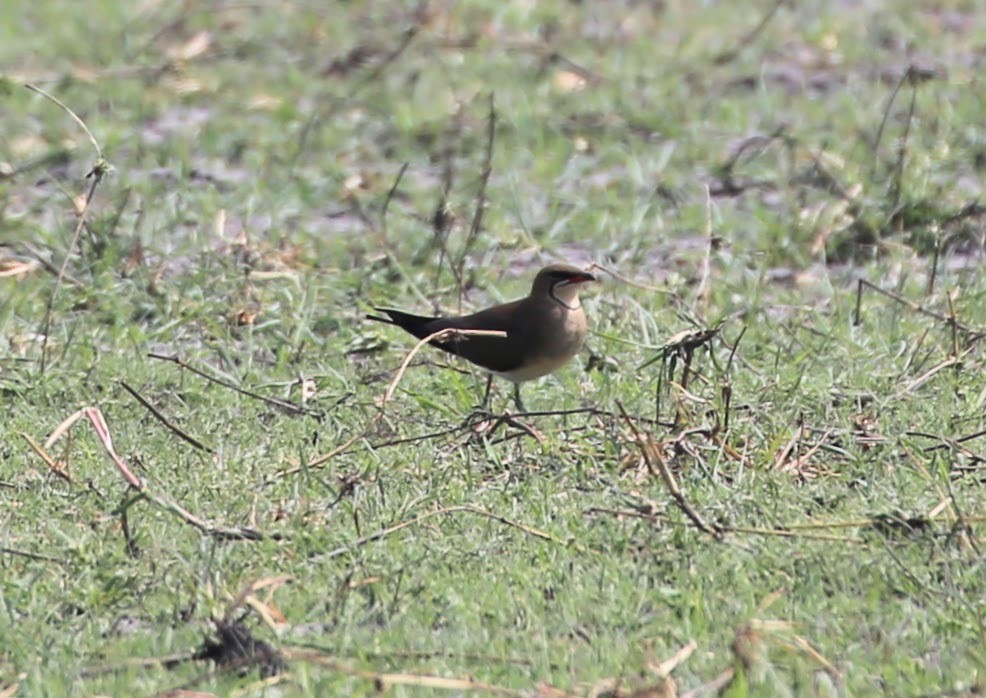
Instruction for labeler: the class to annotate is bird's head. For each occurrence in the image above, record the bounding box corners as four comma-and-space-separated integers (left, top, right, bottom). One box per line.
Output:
532, 264, 597, 309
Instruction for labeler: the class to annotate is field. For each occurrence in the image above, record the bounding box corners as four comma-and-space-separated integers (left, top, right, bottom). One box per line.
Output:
2, 1, 985, 695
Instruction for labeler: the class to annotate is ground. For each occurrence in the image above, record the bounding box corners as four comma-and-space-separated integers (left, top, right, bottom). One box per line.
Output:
1, 1, 985, 696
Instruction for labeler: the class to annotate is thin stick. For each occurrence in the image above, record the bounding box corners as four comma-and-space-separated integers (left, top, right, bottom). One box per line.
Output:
889, 68, 918, 211
82, 407, 281, 541
325, 648, 546, 669
366, 406, 665, 451
147, 353, 322, 418
723, 526, 860, 543
17, 242, 86, 288
1, 546, 68, 564
118, 381, 214, 453
19, 432, 73, 483
896, 350, 971, 398
857, 279, 984, 339
713, 0, 786, 64
912, 427, 986, 453
616, 401, 720, 538
355, 26, 420, 91
318, 504, 554, 560
853, 278, 864, 326
282, 648, 523, 695
456, 93, 496, 305
927, 231, 941, 296
26, 83, 109, 373
38, 165, 106, 371
589, 262, 672, 294
695, 183, 714, 317
434, 105, 464, 292
381, 161, 409, 241
25, 83, 102, 158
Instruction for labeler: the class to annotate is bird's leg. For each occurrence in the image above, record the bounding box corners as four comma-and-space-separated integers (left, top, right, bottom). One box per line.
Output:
513, 383, 526, 413
485, 384, 542, 443
481, 374, 494, 410
464, 380, 543, 444
462, 374, 496, 433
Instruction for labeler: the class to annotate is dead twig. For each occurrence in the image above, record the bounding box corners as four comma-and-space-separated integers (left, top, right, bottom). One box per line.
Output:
14, 242, 86, 288
118, 381, 214, 453
911, 427, 986, 454
25, 407, 281, 541
616, 401, 721, 538
326, 648, 548, 669
713, 0, 787, 64
853, 278, 986, 339
896, 349, 972, 398
19, 432, 73, 484
26, 83, 110, 373
147, 353, 322, 418
455, 93, 496, 306
722, 526, 861, 543
0, 547, 68, 565
282, 647, 523, 695
588, 263, 673, 294
466, 411, 546, 444
318, 504, 556, 561
380, 161, 409, 243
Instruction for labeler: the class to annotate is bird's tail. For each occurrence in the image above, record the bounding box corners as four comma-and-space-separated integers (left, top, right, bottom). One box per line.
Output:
366, 308, 440, 340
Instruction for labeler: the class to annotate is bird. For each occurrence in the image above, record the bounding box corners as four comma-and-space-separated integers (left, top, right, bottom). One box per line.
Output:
367, 263, 596, 411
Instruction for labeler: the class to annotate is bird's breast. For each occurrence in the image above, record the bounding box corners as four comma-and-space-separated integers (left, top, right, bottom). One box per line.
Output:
495, 306, 587, 383
492, 353, 577, 383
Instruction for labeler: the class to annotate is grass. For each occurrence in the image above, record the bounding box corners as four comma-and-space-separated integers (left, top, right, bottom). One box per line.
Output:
2, 0, 986, 695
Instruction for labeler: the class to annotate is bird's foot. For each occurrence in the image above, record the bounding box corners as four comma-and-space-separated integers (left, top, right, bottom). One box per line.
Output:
462, 406, 498, 428
464, 409, 545, 444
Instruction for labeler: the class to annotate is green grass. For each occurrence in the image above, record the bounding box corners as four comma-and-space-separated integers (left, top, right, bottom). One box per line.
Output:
2, 1, 986, 695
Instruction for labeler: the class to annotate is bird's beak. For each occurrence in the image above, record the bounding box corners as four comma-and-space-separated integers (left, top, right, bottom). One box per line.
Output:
567, 271, 597, 285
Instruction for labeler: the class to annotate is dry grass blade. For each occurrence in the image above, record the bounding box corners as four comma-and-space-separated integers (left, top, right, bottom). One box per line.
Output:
694, 183, 714, 317
19, 432, 73, 484
854, 279, 986, 339
649, 640, 698, 678
225, 575, 294, 624
897, 349, 972, 397
25, 83, 109, 373
148, 353, 321, 418
119, 381, 214, 453
85, 407, 142, 488
281, 648, 523, 695
42, 408, 87, 449
24, 83, 102, 158
318, 504, 555, 560
616, 401, 720, 538
25, 407, 280, 541
773, 426, 832, 476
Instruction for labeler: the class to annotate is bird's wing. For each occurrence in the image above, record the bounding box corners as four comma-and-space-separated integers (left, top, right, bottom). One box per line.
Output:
444, 299, 528, 373
371, 300, 528, 374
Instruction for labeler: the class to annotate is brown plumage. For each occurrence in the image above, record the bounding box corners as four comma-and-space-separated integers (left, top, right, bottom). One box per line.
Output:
368, 263, 596, 409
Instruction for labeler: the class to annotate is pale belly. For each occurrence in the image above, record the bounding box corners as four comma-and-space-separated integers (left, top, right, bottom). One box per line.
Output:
491, 352, 578, 383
